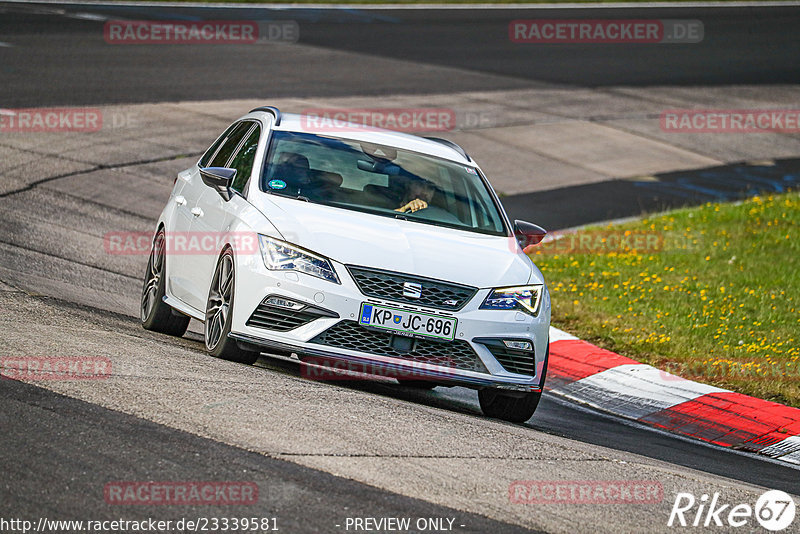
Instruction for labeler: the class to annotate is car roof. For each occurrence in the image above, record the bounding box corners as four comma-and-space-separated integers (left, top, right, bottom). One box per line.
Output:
244, 110, 474, 166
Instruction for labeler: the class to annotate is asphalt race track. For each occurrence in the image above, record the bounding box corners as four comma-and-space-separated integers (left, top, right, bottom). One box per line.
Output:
1, 2, 800, 533
1, 2, 800, 106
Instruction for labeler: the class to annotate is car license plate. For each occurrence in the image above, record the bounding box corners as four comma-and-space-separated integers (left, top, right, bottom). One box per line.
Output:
359, 303, 456, 341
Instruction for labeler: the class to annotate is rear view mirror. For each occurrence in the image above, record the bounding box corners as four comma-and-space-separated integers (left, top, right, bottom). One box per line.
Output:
200, 167, 236, 201
360, 142, 397, 161
357, 159, 401, 175
514, 220, 547, 251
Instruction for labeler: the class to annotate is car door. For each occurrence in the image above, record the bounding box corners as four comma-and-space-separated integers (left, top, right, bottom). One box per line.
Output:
167, 122, 238, 307
171, 120, 255, 311
186, 121, 262, 310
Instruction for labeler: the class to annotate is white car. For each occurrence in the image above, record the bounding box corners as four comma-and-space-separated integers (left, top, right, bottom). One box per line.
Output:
141, 106, 551, 422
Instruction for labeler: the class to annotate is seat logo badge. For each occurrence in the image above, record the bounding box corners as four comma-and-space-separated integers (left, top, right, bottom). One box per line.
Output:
403, 282, 422, 299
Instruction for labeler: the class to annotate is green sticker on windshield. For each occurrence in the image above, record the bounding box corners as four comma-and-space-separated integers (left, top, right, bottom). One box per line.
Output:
268, 179, 287, 190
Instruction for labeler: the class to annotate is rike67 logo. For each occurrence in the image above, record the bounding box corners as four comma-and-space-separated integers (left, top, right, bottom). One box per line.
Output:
668, 490, 796, 531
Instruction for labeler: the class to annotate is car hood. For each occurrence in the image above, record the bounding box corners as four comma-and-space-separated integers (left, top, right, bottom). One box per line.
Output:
251, 195, 537, 289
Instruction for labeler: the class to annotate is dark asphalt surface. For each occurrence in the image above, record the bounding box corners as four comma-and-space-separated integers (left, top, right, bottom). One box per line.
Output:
265, 357, 800, 496
503, 157, 800, 229
0, 375, 535, 533
0, 2, 799, 107
1, 2, 799, 530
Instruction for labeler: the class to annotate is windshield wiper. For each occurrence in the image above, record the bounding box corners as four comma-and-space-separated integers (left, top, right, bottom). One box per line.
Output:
268, 190, 310, 202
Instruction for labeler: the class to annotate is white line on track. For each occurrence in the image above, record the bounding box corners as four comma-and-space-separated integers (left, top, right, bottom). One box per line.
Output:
66, 12, 109, 20
0, 42, 14, 47
3, 0, 800, 9
549, 326, 578, 342
552, 363, 729, 420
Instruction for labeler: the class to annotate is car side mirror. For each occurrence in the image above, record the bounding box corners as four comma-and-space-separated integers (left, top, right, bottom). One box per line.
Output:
200, 167, 236, 201
514, 220, 547, 251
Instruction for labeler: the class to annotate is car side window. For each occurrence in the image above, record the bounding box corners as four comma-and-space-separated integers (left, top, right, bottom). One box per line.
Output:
199, 122, 239, 168
208, 121, 253, 169
229, 125, 261, 194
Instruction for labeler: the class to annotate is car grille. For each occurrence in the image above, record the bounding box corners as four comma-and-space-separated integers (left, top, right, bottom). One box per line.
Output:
478, 340, 536, 376
246, 298, 338, 332
347, 266, 477, 311
309, 321, 488, 373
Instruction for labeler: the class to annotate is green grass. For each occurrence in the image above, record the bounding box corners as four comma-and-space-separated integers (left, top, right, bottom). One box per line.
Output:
531, 192, 800, 407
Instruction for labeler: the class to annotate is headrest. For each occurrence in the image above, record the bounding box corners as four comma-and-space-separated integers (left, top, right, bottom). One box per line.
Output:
276, 152, 310, 169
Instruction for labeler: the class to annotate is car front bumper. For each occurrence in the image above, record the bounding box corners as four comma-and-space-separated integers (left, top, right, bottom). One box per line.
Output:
230, 254, 550, 391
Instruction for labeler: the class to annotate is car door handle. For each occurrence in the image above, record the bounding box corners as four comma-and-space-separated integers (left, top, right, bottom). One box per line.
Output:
174, 195, 186, 206
190, 207, 204, 217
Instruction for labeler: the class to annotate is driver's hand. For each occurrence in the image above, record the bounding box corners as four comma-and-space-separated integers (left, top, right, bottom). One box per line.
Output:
395, 199, 428, 213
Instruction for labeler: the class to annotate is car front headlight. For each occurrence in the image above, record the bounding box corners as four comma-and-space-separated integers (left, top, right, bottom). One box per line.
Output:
258, 235, 340, 284
480, 285, 543, 315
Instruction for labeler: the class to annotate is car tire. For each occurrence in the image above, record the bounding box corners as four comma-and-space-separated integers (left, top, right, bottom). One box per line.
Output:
478, 389, 542, 423
478, 342, 548, 423
141, 229, 190, 336
204, 249, 259, 365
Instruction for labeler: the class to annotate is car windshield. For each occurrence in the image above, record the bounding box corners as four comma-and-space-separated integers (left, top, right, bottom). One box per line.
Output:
260, 131, 507, 236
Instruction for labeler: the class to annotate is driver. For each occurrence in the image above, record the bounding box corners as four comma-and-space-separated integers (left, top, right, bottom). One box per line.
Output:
395, 177, 436, 214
